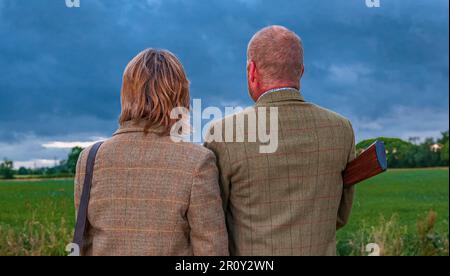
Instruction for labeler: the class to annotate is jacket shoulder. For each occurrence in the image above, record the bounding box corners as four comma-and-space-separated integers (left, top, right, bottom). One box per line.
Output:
311, 104, 353, 129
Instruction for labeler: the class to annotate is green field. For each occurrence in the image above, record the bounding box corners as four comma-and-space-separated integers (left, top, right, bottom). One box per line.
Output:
337, 168, 449, 255
0, 168, 448, 256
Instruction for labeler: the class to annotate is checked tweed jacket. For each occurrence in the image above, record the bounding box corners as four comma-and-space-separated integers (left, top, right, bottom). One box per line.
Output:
205, 88, 356, 256
75, 120, 229, 256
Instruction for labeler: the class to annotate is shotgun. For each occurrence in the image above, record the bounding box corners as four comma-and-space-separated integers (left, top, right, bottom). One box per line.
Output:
343, 140, 388, 187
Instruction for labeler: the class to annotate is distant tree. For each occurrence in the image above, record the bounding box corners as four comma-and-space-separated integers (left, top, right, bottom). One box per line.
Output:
17, 167, 29, 175
408, 137, 421, 145
421, 138, 440, 167
438, 131, 449, 145
67, 147, 84, 174
442, 142, 449, 164
0, 159, 15, 179
58, 160, 70, 174
439, 131, 449, 165
357, 137, 415, 168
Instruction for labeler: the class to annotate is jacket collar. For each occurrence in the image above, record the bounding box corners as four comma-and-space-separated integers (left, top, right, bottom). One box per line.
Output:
113, 120, 165, 136
256, 87, 305, 106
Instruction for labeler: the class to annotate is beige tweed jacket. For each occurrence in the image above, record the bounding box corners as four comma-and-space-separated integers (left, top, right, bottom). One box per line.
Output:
204, 88, 356, 256
74, 120, 229, 256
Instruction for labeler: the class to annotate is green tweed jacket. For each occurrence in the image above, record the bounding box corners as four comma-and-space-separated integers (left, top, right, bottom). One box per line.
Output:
75, 120, 228, 256
205, 88, 356, 256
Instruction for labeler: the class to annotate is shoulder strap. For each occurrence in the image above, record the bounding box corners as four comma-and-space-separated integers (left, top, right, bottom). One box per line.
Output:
73, 141, 104, 249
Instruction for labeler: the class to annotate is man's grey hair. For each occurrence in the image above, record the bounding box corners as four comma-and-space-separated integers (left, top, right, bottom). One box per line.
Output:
247, 25, 304, 86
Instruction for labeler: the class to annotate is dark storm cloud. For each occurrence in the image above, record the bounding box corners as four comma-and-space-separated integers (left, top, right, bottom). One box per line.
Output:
0, 0, 448, 162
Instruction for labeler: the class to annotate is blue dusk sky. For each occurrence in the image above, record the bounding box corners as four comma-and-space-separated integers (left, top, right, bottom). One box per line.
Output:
0, 0, 448, 167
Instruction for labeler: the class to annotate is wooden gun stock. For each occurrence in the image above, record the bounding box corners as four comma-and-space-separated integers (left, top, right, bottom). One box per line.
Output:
343, 140, 388, 187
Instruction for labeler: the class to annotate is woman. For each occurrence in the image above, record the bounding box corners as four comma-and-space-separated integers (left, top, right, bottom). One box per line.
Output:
74, 49, 228, 256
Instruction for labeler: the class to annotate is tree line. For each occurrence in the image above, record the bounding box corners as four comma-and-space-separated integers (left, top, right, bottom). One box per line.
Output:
356, 131, 449, 168
0, 147, 83, 180
1, 131, 449, 179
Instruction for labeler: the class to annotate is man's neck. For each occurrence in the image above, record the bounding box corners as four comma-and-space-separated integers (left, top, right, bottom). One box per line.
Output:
256, 85, 300, 101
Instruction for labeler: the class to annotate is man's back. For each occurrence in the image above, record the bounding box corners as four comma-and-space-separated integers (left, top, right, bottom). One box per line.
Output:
205, 89, 355, 256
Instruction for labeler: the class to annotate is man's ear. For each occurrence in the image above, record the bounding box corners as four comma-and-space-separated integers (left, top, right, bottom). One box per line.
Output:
300, 64, 305, 78
248, 61, 256, 83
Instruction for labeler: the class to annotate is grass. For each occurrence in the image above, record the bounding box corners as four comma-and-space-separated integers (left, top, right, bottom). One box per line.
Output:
339, 168, 449, 235
337, 168, 449, 256
0, 168, 448, 256
0, 179, 74, 256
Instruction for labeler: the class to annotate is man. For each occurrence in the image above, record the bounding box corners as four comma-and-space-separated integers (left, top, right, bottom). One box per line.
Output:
205, 26, 356, 256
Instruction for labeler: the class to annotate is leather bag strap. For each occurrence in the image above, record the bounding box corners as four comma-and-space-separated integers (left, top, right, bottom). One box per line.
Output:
73, 141, 103, 248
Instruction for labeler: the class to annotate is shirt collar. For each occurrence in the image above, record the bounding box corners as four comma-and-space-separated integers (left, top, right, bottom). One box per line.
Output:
256, 87, 305, 105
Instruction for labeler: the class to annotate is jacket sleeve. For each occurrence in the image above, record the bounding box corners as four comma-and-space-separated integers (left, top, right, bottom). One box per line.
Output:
187, 150, 229, 256
337, 121, 356, 230
204, 139, 232, 213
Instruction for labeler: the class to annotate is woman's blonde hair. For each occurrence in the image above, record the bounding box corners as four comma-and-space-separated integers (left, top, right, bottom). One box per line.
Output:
119, 49, 190, 135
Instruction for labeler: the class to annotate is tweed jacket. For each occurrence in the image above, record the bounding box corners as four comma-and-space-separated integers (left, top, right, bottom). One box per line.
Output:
74, 120, 229, 256
204, 88, 356, 256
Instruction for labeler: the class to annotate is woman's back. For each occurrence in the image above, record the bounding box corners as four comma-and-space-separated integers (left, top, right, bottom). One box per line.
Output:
75, 120, 228, 256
